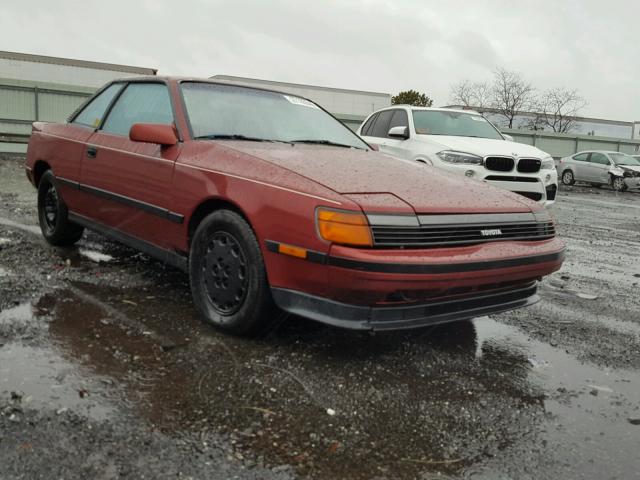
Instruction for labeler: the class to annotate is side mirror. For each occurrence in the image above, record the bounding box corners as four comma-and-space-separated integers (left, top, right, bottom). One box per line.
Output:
502, 133, 514, 142
388, 126, 410, 140
129, 123, 178, 146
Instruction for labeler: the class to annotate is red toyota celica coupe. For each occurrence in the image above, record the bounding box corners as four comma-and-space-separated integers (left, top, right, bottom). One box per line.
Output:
24, 77, 565, 335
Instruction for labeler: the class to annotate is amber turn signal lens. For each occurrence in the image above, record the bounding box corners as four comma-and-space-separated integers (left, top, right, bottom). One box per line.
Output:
278, 243, 307, 259
317, 208, 373, 247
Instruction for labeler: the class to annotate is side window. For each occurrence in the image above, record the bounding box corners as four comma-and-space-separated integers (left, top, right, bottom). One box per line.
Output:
387, 109, 409, 138
102, 83, 173, 136
72, 83, 123, 128
590, 153, 610, 165
369, 110, 394, 138
361, 114, 378, 136
573, 153, 589, 162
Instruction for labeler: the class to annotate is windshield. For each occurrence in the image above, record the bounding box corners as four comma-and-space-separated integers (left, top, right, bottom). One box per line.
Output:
610, 153, 640, 166
412, 110, 504, 140
181, 82, 369, 149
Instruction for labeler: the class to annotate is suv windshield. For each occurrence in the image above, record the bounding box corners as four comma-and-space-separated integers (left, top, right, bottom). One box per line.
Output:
412, 110, 504, 140
610, 153, 640, 166
181, 82, 369, 149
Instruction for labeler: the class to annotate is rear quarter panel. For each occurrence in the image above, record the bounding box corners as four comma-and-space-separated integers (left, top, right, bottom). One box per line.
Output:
26, 122, 94, 211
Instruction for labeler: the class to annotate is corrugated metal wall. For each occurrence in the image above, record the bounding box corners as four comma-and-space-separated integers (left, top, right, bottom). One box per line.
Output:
504, 128, 640, 158
0, 84, 91, 153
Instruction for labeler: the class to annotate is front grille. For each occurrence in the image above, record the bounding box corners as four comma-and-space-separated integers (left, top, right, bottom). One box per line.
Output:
517, 158, 541, 173
514, 191, 543, 201
485, 157, 514, 172
485, 175, 539, 183
371, 221, 555, 248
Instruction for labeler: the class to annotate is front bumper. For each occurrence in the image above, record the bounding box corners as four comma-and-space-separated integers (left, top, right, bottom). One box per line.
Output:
439, 164, 558, 205
266, 238, 565, 330
272, 281, 539, 331
624, 176, 640, 189
482, 174, 557, 205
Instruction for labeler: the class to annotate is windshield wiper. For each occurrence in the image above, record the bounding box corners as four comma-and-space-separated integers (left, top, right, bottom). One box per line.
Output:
290, 139, 363, 149
195, 134, 290, 144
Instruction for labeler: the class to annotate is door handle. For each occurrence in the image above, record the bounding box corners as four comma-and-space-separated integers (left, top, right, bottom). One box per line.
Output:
87, 146, 98, 159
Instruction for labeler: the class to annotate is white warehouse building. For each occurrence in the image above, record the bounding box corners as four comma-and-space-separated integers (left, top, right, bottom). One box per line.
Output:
0, 50, 156, 154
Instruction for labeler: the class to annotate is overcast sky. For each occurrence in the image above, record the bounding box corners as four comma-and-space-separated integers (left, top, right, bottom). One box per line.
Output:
1, 0, 638, 120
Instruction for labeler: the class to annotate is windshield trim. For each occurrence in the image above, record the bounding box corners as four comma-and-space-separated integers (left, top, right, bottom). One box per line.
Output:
178, 80, 373, 150
411, 109, 505, 140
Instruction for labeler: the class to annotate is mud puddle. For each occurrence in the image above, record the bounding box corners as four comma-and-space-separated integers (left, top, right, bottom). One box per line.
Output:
0, 298, 115, 421
2, 280, 638, 479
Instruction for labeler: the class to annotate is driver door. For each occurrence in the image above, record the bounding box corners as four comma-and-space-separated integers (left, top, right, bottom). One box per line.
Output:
79, 82, 181, 249
588, 152, 611, 184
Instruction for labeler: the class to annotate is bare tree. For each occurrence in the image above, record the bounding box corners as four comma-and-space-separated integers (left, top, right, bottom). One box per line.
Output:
530, 88, 588, 133
491, 68, 534, 128
449, 80, 492, 109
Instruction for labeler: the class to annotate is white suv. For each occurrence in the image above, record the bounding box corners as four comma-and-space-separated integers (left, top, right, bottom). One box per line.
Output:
358, 106, 558, 205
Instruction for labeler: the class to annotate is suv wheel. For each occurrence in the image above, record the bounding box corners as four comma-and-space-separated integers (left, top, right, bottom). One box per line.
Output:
561, 170, 575, 186
611, 176, 627, 192
37, 170, 84, 246
189, 209, 276, 335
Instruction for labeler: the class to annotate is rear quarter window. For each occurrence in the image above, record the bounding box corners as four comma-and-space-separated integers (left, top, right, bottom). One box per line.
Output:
72, 83, 123, 128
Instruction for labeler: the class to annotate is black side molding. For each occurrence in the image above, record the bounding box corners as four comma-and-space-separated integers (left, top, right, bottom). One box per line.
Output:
68, 212, 188, 272
326, 250, 565, 274
56, 176, 184, 224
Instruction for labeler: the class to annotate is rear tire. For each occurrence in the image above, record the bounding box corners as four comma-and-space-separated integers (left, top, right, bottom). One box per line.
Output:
561, 170, 575, 186
37, 170, 84, 246
189, 209, 276, 336
611, 175, 627, 192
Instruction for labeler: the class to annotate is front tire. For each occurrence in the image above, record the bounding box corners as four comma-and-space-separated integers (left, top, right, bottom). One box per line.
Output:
611, 176, 627, 192
561, 170, 575, 186
189, 210, 276, 336
37, 170, 84, 246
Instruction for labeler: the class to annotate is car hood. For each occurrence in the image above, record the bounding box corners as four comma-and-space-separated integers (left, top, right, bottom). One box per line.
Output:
419, 135, 549, 158
618, 165, 640, 173
221, 142, 536, 214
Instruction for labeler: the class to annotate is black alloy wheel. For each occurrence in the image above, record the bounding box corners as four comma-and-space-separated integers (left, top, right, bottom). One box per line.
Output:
37, 170, 84, 246
189, 209, 277, 336
203, 231, 249, 315
42, 183, 59, 234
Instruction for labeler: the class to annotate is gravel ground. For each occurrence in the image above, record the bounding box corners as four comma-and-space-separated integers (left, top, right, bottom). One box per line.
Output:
1, 157, 639, 479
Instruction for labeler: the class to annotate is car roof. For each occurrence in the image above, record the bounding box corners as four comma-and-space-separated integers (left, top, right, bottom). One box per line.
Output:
107, 75, 317, 101
573, 150, 629, 155
372, 105, 482, 116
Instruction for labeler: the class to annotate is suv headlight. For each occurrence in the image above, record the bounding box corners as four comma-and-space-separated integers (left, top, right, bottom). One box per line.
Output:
436, 151, 483, 165
540, 156, 555, 170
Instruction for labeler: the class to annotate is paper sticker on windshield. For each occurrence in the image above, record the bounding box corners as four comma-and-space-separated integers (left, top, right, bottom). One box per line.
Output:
283, 95, 319, 109
471, 116, 484, 121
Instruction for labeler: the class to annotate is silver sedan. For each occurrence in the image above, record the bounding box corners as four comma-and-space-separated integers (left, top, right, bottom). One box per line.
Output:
557, 150, 640, 192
